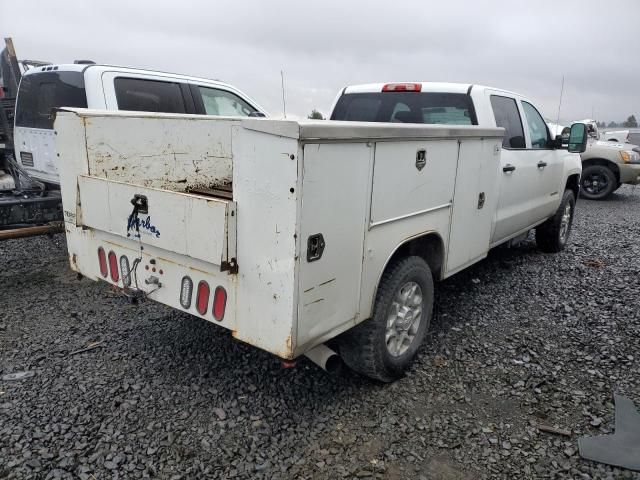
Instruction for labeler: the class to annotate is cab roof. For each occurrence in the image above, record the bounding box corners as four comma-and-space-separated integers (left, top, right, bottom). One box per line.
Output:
342, 82, 521, 98
344, 82, 471, 94
21, 63, 226, 85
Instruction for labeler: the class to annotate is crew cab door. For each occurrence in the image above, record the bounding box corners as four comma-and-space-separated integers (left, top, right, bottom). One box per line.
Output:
519, 100, 564, 220
488, 93, 562, 244
489, 94, 538, 243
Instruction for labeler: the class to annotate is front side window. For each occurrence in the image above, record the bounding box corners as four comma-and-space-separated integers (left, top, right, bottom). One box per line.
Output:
197, 87, 257, 117
114, 77, 187, 113
490, 95, 525, 149
522, 101, 550, 148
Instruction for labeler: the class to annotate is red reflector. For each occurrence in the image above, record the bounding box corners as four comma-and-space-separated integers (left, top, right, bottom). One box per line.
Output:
213, 286, 227, 321
382, 83, 422, 92
108, 251, 119, 282
196, 281, 210, 315
98, 248, 108, 278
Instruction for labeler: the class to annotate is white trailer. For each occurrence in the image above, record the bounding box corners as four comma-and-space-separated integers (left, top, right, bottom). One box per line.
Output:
56, 108, 584, 381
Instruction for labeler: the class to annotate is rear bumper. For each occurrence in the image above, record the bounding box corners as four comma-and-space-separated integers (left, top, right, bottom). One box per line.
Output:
71, 231, 237, 332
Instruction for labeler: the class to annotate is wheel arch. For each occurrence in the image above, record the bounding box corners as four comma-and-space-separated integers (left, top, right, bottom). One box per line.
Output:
565, 173, 580, 200
582, 158, 620, 183
371, 232, 445, 314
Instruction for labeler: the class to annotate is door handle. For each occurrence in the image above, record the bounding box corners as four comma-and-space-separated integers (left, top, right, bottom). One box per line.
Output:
502, 164, 516, 173
537, 161, 548, 168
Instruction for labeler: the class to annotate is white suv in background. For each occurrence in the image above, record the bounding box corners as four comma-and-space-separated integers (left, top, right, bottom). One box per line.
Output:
14, 64, 267, 186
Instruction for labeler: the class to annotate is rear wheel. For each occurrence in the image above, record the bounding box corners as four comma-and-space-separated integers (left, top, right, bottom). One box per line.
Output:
535, 189, 575, 253
580, 165, 616, 200
339, 256, 434, 382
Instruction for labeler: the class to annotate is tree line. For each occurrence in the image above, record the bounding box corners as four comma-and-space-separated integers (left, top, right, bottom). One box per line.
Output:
596, 115, 637, 128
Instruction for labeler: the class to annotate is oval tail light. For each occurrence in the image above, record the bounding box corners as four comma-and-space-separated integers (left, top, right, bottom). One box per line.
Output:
120, 255, 131, 287
180, 276, 193, 309
213, 286, 227, 321
98, 247, 108, 278
108, 251, 119, 282
195, 281, 210, 315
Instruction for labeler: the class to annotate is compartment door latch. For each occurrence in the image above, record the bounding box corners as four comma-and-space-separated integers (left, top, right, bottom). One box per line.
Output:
131, 194, 148, 214
307, 233, 326, 262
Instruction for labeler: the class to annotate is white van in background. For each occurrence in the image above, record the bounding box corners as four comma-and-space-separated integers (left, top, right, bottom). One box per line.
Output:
14, 64, 267, 186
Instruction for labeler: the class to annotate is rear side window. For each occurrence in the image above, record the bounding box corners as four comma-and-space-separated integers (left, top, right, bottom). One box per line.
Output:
114, 77, 187, 113
15, 71, 87, 129
197, 86, 257, 117
338, 97, 382, 121
331, 92, 476, 125
490, 95, 525, 149
522, 101, 550, 148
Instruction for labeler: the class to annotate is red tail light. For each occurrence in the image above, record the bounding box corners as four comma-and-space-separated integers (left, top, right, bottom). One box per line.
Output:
108, 251, 119, 282
382, 83, 422, 92
196, 281, 210, 315
98, 248, 108, 278
213, 286, 227, 321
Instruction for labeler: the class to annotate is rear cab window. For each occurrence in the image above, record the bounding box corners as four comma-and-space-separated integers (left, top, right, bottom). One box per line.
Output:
489, 95, 525, 149
114, 77, 187, 113
331, 92, 477, 125
16, 71, 87, 129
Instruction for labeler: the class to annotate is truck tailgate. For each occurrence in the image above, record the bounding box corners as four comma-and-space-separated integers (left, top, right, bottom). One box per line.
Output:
77, 175, 236, 267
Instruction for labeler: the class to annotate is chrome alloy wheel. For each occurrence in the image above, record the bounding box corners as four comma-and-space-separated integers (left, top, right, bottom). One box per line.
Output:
385, 281, 423, 357
559, 202, 572, 243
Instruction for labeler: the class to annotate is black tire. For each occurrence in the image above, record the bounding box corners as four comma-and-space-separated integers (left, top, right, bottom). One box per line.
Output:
339, 256, 434, 382
580, 165, 616, 200
535, 189, 575, 253
613, 181, 623, 193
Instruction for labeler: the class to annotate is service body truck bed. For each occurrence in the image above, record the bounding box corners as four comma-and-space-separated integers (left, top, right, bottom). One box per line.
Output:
56, 109, 504, 373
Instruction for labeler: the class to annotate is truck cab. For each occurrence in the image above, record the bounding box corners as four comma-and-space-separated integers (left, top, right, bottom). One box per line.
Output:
577, 120, 640, 199
330, 82, 583, 248
14, 64, 267, 186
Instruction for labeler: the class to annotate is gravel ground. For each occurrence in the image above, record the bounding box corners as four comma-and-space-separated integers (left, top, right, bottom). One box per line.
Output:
1, 186, 640, 480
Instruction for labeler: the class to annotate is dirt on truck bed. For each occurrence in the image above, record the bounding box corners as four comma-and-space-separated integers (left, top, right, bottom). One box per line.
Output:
1, 187, 640, 480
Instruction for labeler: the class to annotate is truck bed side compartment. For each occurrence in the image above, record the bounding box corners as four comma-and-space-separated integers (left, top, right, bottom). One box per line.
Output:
296, 142, 372, 353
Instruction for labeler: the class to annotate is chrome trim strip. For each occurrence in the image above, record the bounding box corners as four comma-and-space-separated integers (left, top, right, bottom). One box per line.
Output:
370, 202, 452, 228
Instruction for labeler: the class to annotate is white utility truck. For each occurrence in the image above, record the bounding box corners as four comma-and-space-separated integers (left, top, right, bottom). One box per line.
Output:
14, 64, 266, 186
56, 83, 587, 382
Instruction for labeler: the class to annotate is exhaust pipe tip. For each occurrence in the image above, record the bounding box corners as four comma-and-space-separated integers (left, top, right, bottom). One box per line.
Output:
304, 343, 342, 375
324, 353, 342, 375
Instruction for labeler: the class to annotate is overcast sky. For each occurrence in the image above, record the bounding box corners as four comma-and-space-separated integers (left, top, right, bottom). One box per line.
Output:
2, 0, 638, 123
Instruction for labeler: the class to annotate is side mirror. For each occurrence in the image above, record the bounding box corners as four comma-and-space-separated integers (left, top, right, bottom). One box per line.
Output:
248, 111, 266, 118
568, 123, 588, 153
510, 135, 526, 149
